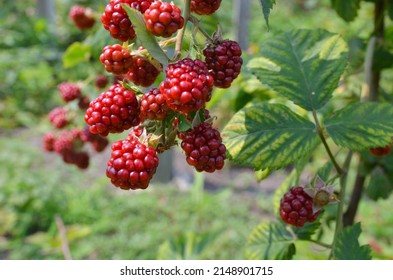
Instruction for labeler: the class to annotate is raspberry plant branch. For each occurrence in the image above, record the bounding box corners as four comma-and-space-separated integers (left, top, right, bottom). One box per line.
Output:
189, 15, 214, 43
312, 110, 343, 176
174, 0, 191, 60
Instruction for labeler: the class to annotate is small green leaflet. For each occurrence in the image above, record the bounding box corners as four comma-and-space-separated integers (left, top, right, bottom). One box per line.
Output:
63, 42, 91, 68
366, 167, 393, 201
325, 103, 393, 151
330, 0, 361, 22
122, 5, 169, 67
222, 102, 319, 170
258, 0, 276, 31
248, 29, 348, 111
333, 223, 372, 260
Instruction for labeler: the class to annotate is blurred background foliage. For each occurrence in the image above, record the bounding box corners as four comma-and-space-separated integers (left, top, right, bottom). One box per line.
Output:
1, 0, 393, 260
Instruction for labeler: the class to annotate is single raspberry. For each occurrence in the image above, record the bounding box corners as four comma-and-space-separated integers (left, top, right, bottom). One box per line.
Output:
280, 186, 320, 227
160, 58, 214, 114
191, 0, 222, 15
179, 122, 226, 172
57, 82, 81, 102
126, 56, 161, 87
78, 95, 90, 110
62, 150, 90, 169
101, 0, 153, 42
43, 132, 56, 152
48, 107, 69, 129
106, 138, 159, 190
139, 88, 170, 121
69, 5, 95, 30
203, 39, 243, 88
53, 129, 82, 155
100, 44, 133, 75
144, 1, 185, 37
84, 84, 140, 136
95, 74, 109, 89
80, 127, 109, 152
369, 145, 391, 157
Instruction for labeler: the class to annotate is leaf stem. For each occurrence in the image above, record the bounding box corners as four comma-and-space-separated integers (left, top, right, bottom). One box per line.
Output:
329, 151, 352, 259
173, 0, 191, 60
312, 110, 343, 175
309, 239, 332, 249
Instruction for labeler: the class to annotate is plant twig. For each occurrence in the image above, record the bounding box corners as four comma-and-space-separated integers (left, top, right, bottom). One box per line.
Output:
173, 0, 191, 60
189, 15, 214, 43
312, 110, 343, 175
55, 215, 73, 260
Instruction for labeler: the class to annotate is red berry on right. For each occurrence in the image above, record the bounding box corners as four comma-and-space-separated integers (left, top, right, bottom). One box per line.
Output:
203, 40, 243, 88
84, 84, 140, 136
280, 186, 320, 227
140, 88, 170, 121
191, 0, 222, 15
106, 138, 159, 190
179, 122, 226, 173
100, 44, 133, 75
369, 145, 391, 157
101, 0, 153, 42
160, 58, 214, 114
144, 1, 185, 38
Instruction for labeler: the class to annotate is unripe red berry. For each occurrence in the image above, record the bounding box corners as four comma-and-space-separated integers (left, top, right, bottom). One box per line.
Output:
369, 145, 391, 157
69, 5, 96, 30
191, 0, 222, 15
57, 82, 81, 102
48, 107, 69, 129
139, 88, 170, 121
100, 44, 133, 75
144, 1, 185, 37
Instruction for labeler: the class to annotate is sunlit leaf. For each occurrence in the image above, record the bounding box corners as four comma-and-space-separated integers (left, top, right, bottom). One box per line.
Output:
63, 42, 91, 68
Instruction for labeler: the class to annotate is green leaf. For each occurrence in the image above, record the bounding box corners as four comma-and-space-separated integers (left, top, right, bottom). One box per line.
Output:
248, 29, 348, 111
222, 102, 319, 170
293, 221, 321, 240
258, 0, 276, 31
330, 0, 361, 22
325, 103, 393, 150
255, 168, 271, 182
122, 5, 169, 67
245, 222, 295, 260
63, 42, 91, 68
366, 167, 393, 201
389, 1, 393, 21
333, 223, 372, 260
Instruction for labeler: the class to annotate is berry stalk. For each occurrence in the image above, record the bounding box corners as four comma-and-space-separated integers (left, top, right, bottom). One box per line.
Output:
174, 0, 191, 60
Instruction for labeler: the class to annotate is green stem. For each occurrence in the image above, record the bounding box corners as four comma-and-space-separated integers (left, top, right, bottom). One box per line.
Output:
329, 151, 352, 259
312, 110, 343, 175
173, 0, 191, 60
309, 239, 332, 249
189, 15, 214, 43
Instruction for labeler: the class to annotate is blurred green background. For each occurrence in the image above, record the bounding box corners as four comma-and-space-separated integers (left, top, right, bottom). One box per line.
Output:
1, 0, 392, 260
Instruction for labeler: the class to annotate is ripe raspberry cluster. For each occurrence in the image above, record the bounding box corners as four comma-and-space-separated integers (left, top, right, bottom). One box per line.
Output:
43, 79, 109, 169
69, 5, 96, 30
46, 0, 243, 190
280, 186, 320, 227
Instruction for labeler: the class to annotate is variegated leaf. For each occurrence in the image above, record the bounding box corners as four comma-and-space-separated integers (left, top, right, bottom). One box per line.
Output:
248, 29, 348, 111
222, 102, 319, 170
325, 103, 393, 150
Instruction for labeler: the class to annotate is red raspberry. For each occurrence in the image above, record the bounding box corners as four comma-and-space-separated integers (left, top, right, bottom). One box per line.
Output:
57, 82, 81, 102
84, 84, 140, 136
100, 44, 133, 75
160, 58, 213, 114
139, 88, 170, 121
80, 127, 109, 152
69, 5, 95, 30
126, 56, 160, 87
280, 186, 320, 227
144, 1, 185, 37
53, 129, 82, 155
78, 95, 90, 110
369, 145, 391, 157
179, 122, 226, 172
203, 40, 243, 88
101, 0, 153, 42
62, 150, 90, 169
48, 107, 69, 129
43, 132, 56, 152
106, 138, 159, 190
95, 74, 109, 89
191, 0, 222, 15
